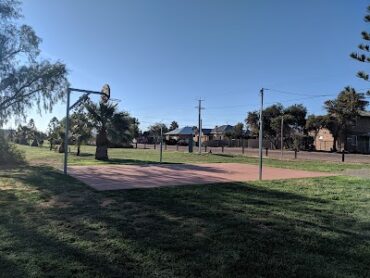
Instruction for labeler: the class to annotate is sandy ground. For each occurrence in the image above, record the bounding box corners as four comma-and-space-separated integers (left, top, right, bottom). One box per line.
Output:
68, 163, 334, 191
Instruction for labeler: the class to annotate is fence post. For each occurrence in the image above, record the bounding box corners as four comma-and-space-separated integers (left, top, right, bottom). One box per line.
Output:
154, 143, 156, 150
342, 150, 345, 162
242, 139, 245, 154
135, 142, 138, 149
265, 147, 268, 157
294, 149, 297, 159
176, 144, 179, 151
205, 145, 207, 152
164, 142, 167, 150
222, 145, 224, 153
144, 143, 146, 149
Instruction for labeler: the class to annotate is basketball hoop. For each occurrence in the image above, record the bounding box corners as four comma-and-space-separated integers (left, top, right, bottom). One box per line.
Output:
64, 84, 112, 175
101, 84, 110, 103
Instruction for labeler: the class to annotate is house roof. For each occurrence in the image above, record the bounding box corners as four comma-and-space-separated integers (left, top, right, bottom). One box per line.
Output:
201, 128, 212, 135
165, 126, 194, 136
211, 125, 234, 134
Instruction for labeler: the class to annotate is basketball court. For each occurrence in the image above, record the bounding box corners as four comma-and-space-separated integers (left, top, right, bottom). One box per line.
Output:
68, 163, 334, 191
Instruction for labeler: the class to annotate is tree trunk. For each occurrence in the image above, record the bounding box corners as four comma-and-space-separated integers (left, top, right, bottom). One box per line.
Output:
58, 142, 65, 153
95, 145, 108, 160
31, 139, 39, 147
76, 144, 81, 156
49, 140, 53, 151
343, 130, 348, 151
95, 130, 109, 160
332, 137, 337, 152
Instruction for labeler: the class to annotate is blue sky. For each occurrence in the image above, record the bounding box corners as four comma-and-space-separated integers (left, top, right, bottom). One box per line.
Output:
7, 0, 370, 131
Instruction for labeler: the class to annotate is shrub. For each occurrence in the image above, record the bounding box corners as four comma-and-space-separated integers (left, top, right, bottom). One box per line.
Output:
0, 132, 25, 165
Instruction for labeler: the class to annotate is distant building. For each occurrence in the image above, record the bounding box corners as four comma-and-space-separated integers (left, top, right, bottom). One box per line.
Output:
210, 125, 234, 140
313, 111, 370, 153
313, 128, 334, 152
194, 128, 212, 143
165, 126, 194, 143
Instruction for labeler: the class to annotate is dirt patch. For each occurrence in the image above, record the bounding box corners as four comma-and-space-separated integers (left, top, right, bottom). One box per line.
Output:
69, 163, 335, 191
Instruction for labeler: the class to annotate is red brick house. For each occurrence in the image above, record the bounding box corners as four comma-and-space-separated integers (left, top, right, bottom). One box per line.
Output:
313, 111, 370, 153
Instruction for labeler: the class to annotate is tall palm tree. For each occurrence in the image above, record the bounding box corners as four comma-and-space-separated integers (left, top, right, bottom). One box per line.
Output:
85, 101, 135, 160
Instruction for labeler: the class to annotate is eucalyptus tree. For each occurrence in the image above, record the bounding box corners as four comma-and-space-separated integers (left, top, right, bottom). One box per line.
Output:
233, 122, 245, 139
47, 117, 60, 150
70, 107, 92, 156
0, 0, 68, 126
246, 104, 307, 149
246, 104, 283, 148
14, 124, 30, 145
85, 101, 136, 160
26, 118, 39, 146
148, 123, 168, 144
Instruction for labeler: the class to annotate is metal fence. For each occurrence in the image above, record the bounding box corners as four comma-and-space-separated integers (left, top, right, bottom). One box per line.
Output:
135, 143, 370, 164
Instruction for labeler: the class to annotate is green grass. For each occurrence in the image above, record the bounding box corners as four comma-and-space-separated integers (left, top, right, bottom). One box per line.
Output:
16, 144, 370, 173
0, 165, 369, 277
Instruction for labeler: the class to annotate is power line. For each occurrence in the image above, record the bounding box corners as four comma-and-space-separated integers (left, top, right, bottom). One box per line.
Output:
266, 88, 336, 97
265, 94, 335, 106
206, 104, 255, 110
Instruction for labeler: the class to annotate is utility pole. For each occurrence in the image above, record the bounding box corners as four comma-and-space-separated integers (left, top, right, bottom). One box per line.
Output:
258, 88, 264, 181
280, 114, 284, 160
196, 99, 204, 154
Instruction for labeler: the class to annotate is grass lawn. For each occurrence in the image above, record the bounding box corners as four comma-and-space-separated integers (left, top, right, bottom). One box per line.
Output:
16, 144, 370, 173
0, 165, 369, 277
0, 144, 369, 277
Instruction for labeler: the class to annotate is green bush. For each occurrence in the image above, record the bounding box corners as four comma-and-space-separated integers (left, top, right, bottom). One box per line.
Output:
0, 132, 25, 165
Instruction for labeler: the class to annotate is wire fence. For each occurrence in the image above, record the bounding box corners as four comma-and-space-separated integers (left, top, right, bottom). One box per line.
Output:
135, 143, 370, 164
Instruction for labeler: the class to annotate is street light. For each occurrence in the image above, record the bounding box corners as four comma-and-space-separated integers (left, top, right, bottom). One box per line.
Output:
63, 84, 110, 175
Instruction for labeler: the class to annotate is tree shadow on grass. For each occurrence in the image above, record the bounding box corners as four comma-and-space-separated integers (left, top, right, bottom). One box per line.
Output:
74, 152, 94, 157
0, 189, 142, 277
106, 158, 183, 165
212, 153, 235, 158
0, 166, 370, 277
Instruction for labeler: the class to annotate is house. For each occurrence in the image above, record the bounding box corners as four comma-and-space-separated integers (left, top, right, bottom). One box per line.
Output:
211, 125, 234, 140
313, 128, 335, 151
193, 128, 213, 143
313, 111, 370, 153
165, 126, 194, 143
347, 111, 370, 153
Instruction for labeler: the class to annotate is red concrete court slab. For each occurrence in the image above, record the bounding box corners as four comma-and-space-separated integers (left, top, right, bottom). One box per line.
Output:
68, 163, 335, 191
